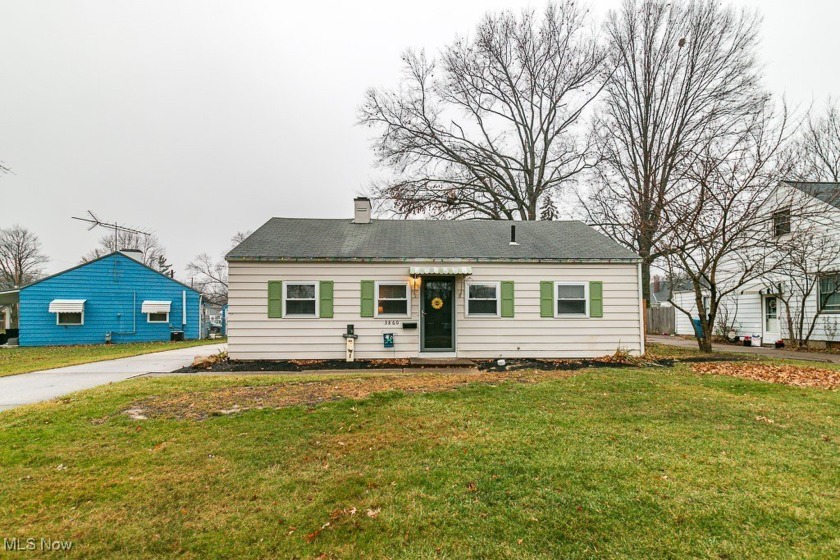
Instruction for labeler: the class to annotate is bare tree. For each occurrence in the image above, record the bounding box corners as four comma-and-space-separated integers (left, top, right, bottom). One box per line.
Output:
82, 231, 172, 273
584, 0, 765, 304
0, 225, 49, 327
663, 101, 794, 352
0, 225, 48, 289
359, 1, 604, 220
187, 231, 252, 306
793, 99, 840, 181
771, 199, 840, 348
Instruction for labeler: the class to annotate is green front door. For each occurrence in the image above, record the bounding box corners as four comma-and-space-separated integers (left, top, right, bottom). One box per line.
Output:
421, 277, 455, 351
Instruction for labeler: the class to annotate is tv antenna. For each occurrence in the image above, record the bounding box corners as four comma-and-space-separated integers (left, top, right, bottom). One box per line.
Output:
72, 210, 151, 251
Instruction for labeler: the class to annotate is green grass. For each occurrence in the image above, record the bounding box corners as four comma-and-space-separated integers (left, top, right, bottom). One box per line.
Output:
1, 365, 837, 558
0, 339, 224, 378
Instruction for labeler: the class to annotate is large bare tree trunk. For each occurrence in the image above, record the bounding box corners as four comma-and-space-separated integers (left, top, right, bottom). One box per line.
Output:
583, 0, 764, 305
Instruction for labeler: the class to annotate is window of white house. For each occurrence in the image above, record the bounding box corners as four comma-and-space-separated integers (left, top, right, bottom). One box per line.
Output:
375, 282, 410, 317
284, 282, 318, 317
819, 273, 840, 313
467, 282, 499, 316
147, 312, 169, 323
773, 208, 791, 237
57, 312, 83, 326
556, 282, 588, 316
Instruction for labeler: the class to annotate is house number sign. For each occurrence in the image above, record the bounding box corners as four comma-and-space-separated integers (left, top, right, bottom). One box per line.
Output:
431, 297, 444, 310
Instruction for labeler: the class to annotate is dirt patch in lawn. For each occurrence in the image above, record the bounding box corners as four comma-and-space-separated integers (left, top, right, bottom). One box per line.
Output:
692, 362, 840, 390
126, 370, 581, 420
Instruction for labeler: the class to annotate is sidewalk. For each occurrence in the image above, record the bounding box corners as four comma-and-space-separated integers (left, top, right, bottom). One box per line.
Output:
0, 343, 227, 411
648, 335, 840, 364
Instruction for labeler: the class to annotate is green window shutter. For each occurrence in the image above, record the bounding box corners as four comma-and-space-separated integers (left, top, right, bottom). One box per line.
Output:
540, 281, 554, 318
360, 280, 374, 317
500, 281, 515, 317
319, 281, 334, 318
268, 281, 282, 318
590, 281, 603, 318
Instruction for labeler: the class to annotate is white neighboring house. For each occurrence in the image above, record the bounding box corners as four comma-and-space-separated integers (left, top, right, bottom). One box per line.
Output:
225, 198, 646, 360
672, 181, 840, 346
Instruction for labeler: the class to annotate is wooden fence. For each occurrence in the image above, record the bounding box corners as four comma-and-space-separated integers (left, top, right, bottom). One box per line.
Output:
646, 306, 676, 335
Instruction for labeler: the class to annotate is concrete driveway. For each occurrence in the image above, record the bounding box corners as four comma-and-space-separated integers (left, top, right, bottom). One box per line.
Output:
0, 343, 227, 411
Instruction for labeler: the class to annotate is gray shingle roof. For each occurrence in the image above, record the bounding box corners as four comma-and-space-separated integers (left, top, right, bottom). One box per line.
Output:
784, 181, 840, 210
227, 218, 640, 263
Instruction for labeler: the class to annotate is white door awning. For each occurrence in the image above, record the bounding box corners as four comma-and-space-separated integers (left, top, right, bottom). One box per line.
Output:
409, 266, 472, 276
739, 281, 784, 295
49, 299, 86, 313
141, 301, 172, 314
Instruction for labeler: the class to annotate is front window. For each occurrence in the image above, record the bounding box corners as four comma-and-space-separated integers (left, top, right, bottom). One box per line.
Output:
467, 282, 499, 316
376, 282, 410, 317
556, 283, 588, 316
773, 208, 791, 237
284, 282, 318, 317
147, 312, 169, 323
57, 312, 83, 326
819, 273, 840, 313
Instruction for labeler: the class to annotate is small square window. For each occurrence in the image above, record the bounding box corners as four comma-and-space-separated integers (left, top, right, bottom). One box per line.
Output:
556, 283, 588, 317
284, 282, 318, 317
773, 208, 791, 237
147, 312, 169, 323
376, 282, 410, 317
467, 282, 499, 316
57, 312, 83, 326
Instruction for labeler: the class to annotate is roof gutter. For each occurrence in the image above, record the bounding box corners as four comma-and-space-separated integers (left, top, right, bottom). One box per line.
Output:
225, 256, 643, 264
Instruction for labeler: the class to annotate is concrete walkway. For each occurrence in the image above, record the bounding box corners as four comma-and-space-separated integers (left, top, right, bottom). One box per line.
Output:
0, 343, 227, 411
648, 335, 840, 364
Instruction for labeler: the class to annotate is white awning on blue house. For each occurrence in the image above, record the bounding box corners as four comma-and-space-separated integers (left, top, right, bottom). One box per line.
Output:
141, 301, 172, 314
48, 299, 86, 313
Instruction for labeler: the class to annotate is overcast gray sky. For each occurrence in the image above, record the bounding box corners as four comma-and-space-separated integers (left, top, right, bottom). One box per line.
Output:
1, 0, 838, 277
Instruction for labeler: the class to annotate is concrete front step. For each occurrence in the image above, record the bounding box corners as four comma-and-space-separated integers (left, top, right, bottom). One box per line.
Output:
408, 357, 476, 367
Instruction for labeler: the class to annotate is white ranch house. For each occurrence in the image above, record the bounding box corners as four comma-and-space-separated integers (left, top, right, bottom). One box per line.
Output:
226, 198, 645, 360
672, 181, 840, 346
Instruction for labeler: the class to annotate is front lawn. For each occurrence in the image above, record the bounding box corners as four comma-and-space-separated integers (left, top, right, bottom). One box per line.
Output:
0, 339, 224, 378
1, 364, 837, 558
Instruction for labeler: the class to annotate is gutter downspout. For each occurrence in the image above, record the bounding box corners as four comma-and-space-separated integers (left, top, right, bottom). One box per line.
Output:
638, 262, 646, 356
182, 290, 187, 331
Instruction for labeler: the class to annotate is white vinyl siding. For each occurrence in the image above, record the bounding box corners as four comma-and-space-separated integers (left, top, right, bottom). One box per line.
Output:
228, 261, 643, 360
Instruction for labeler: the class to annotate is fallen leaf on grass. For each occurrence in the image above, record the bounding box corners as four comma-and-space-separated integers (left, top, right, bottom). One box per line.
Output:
366, 508, 381, 518
691, 362, 840, 389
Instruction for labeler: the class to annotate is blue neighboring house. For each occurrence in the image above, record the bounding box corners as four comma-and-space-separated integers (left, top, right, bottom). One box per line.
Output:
1, 250, 202, 347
